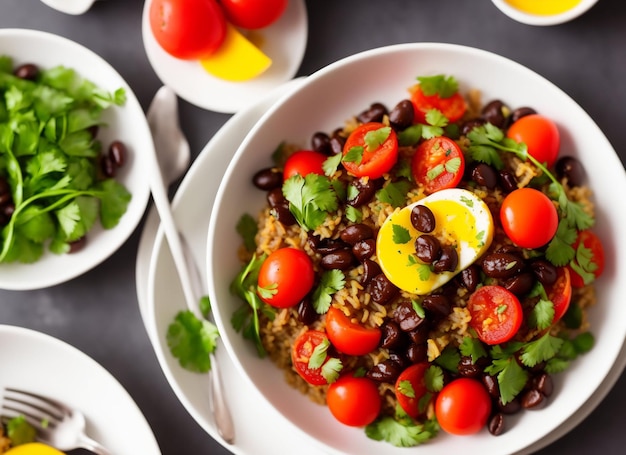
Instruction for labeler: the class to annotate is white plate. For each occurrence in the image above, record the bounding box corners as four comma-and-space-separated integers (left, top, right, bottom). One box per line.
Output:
0, 325, 161, 454
141, 0, 308, 113
207, 43, 626, 454
39, 0, 96, 15
0, 29, 152, 290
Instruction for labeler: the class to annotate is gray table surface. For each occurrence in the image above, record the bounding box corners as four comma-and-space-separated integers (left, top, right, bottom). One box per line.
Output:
1, 0, 625, 454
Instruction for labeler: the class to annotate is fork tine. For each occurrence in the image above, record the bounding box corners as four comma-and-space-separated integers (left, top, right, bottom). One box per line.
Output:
3, 388, 65, 422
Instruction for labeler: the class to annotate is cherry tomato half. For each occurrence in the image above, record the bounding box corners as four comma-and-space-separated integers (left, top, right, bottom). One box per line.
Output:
342, 122, 398, 179
283, 150, 327, 181
291, 330, 332, 386
325, 306, 381, 356
507, 114, 560, 169
394, 363, 430, 419
409, 84, 467, 124
411, 136, 465, 194
468, 285, 523, 345
149, 0, 226, 60
547, 266, 572, 323
326, 373, 381, 427
257, 248, 314, 308
566, 230, 605, 287
435, 378, 492, 435
500, 187, 558, 249
219, 0, 287, 29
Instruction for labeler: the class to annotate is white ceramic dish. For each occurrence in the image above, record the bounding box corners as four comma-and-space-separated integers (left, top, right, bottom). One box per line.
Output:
491, 0, 598, 26
0, 29, 152, 290
0, 324, 161, 454
141, 0, 308, 113
207, 42, 626, 454
39, 0, 96, 15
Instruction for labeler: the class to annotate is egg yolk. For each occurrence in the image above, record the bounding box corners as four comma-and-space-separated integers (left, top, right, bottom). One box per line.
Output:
4, 442, 64, 455
505, 0, 581, 15
376, 188, 494, 295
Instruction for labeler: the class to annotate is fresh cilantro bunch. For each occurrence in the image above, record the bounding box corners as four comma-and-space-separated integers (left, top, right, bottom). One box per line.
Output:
0, 56, 130, 263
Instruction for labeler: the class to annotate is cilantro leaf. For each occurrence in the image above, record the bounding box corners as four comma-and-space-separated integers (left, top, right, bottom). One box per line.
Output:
433, 345, 460, 373
424, 365, 444, 392
520, 332, 564, 368
321, 357, 343, 383
167, 309, 219, 373
236, 213, 258, 253
545, 219, 577, 266
376, 179, 412, 207
417, 74, 459, 98
283, 174, 339, 232
366, 416, 439, 447
6, 415, 37, 446
364, 126, 391, 151
459, 336, 488, 363
392, 223, 411, 244
528, 298, 555, 330
311, 270, 346, 314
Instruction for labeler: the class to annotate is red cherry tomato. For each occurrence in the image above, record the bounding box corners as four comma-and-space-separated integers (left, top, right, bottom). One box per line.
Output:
257, 248, 314, 308
507, 114, 560, 169
325, 306, 381, 356
219, 0, 287, 29
500, 188, 558, 249
326, 373, 381, 427
149, 0, 226, 60
283, 150, 327, 181
547, 267, 572, 323
291, 330, 332, 386
468, 285, 523, 345
411, 136, 465, 194
409, 84, 467, 124
394, 363, 430, 419
342, 122, 398, 179
435, 378, 492, 435
566, 230, 605, 287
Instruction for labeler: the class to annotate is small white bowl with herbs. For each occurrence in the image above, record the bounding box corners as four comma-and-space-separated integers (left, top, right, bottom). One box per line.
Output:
0, 29, 152, 290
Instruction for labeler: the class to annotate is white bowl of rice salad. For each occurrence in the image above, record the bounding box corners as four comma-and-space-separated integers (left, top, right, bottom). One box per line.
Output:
206, 43, 626, 454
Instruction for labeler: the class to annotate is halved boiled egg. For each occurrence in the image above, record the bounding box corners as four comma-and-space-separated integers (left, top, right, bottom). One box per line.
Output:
4, 442, 64, 455
377, 188, 494, 295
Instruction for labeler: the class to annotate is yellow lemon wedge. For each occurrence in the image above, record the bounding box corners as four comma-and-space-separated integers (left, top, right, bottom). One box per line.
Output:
200, 23, 272, 82
377, 188, 494, 295
505, 0, 581, 15
4, 442, 64, 455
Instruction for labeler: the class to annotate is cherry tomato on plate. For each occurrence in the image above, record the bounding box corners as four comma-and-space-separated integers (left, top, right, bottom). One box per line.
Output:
291, 330, 332, 386
325, 306, 381, 356
257, 248, 314, 308
411, 136, 465, 194
546, 266, 572, 323
500, 187, 558, 249
409, 83, 467, 124
342, 122, 398, 179
468, 285, 523, 345
507, 114, 560, 169
394, 363, 430, 419
283, 150, 327, 181
219, 0, 287, 29
566, 229, 605, 287
326, 373, 381, 427
435, 378, 492, 435
149, 0, 226, 60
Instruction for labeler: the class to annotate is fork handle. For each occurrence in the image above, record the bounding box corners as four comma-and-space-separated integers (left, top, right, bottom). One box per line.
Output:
78, 433, 112, 455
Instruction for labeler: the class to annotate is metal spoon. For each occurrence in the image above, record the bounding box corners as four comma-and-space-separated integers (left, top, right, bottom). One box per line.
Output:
146, 85, 235, 444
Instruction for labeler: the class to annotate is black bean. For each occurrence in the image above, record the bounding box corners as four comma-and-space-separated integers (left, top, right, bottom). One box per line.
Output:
388, 99, 414, 131
520, 389, 544, 409
510, 107, 537, 123
253, 168, 283, 190
555, 156, 586, 187
393, 301, 424, 332
408, 321, 431, 344
347, 178, 379, 207
87, 125, 99, 139
481, 252, 525, 279
482, 374, 500, 399
461, 118, 486, 136
459, 265, 481, 293
357, 102, 388, 124
471, 163, 498, 189
311, 131, 331, 155
406, 343, 428, 364
320, 250, 355, 270
482, 100, 508, 129
366, 359, 403, 383
488, 413, 505, 436
361, 259, 381, 285
108, 140, 127, 167
457, 356, 482, 378
339, 223, 374, 245
329, 135, 345, 155
296, 297, 318, 326
380, 320, 404, 349
352, 239, 376, 261
498, 396, 522, 414
534, 373, 554, 397
498, 170, 518, 193
422, 294, 451, 320
100, 155, 116, 178
531, 259, 558, 286
308, 236, 349, 255
0, 178, 10, 196
68, 236, 87, 253
0, 192, 11, 206
388, 350, 410, 369
267, 188, 296, 226
433, 245, 458, 273
14, 63, 39, 80
367, 274, 399, 305
410, 205, 436, 233
415, 234, 441, 264
503, 272, 534, 296
2, 203, 15, 219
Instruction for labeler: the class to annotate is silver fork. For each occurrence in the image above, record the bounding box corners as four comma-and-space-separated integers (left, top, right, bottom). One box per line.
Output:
1, 387, 111, 455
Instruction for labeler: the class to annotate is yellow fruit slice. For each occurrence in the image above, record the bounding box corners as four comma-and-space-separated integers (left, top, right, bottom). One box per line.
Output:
5, 442, 64, 455
200, 23, 272, 82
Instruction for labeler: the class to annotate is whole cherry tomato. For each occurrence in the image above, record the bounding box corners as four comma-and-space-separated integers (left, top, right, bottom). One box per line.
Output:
410, 83, 467, 124
435, 378, 492, 435
219, 0, 288, 29
257, 248, 314, 308
566, 229, 605, 287
291, 330, 332, 386
500, 187, 558, 249
394, 363, 430, 419
283, 150, 327, 181
468, 285, 523, 345
411, 136, 465, 194
342, 122, 398, 179
149, 0, 226, 60
325, 306, 381, 356
326, 373, 381, 427
507, 114, 560, 169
